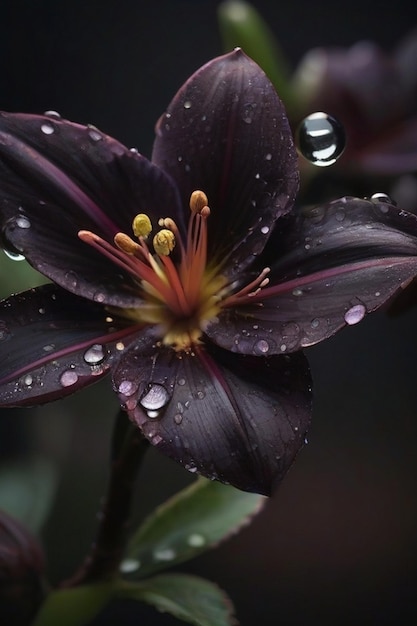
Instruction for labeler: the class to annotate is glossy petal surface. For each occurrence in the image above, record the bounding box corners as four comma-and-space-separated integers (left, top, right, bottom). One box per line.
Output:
0, 284, 140, 406
0, 112, 182, 306
152, 49, 299, 276
206, 197, 417, 353
113, 335, 311, 495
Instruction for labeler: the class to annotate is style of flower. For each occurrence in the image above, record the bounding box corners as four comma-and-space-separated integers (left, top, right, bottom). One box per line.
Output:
292, 28, 417, 175
1, 50, 417, 495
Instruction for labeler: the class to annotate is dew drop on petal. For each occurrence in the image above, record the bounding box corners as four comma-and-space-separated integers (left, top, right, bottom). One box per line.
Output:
178, 377, 186, 386
174, 413, 183, 425
183, 100, 192, 109
3, 248, 25, 261
118, 380, 136, 397
261, 225, 270, 234
87, 125, 103, 141
44, 110, 61, 119
292, 288, 303, 296
344, 304, 366, 325
254, 339, 269, 354
16, 216, 31, 229
60, 370, 79, 387
41, 122, 55, 135
296, 112, 345, 167
23, 374, 33, 387
139, 383, 170, 416
83, 344, 106, 365
93, 292, 105, 303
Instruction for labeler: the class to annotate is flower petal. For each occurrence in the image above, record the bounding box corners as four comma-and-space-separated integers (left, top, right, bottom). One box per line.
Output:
0, 284, 141, 406
206, 197, 417, 354
0, 112, 182, 306
152, 49, 299, 275
113, 336, 311, 495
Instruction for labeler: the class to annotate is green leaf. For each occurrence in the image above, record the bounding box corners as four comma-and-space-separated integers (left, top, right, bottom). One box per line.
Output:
0, 456, 57, 532
123, 478, 265, 578
217, 0, 297, 113
32, 584, 114, 626
116, 574, 236, 626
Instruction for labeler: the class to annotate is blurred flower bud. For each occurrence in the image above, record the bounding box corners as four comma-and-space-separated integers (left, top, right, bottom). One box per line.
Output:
0, 509, 46, 625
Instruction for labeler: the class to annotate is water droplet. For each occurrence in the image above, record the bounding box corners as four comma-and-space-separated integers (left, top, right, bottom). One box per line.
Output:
292, 288, 303, 296
87, 125, 102, 141
3, 248, 25, 261
130, 147, 139, 154
119, 558, 140, 573
60, 370, 79, 387
335, 209, 345, 222
254, 339, 269, 354
196, 390, 205, 399
178, 378, 186, 386
280, 344, 287, 352
371, 192, 392, 204
44, 110, 61, 119
344, 304, 366, 325
265, 153, 272, 161
187, 533, 206, 548
43, 344, 55, 352
93, 292, 105, 303
140, 383, 170, 415
23, 374, 33, 387
153, 548, 176, 562
311, 318, 320, 329
38, 307, 45, 315
16, 216, 31, 229
183, 100, 192, 109
260, 225, 270, 234
41, 122, 55, 135
83, 344, 106, 365
118, 380, 136, 397
242, 103, 256, 124
174, 413, 183, 425
296, 112, 345, 167
65, 270, 78, 288
116, 342, 125, 351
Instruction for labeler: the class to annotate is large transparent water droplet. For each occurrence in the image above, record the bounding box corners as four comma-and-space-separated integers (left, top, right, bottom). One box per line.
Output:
83, 344, 106, 365
140, 383, 170, 418
344, 304, 366, 325
296, 112, 345, 167
3, 248, 25, 261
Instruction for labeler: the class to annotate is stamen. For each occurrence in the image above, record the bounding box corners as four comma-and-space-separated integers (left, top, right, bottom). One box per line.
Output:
132, 213, 152, 238
114, 232, 141, 255
153, 229, 176, 256
190, 190, 208, 214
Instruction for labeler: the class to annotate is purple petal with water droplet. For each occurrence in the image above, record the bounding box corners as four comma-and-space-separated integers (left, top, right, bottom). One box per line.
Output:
0, 284, 141, 406
206, 197, 417, 354
0, 112, 183, 305
152, 49, 299, 277
113, 336, 311, 495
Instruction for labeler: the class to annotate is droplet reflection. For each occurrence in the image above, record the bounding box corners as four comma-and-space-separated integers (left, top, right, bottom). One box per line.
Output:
296, 112, 346, 167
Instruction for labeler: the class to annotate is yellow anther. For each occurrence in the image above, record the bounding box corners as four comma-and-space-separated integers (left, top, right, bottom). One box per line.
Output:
132, 213, 152, 238
114, 232, 141, 255
190, 190, 209, 214
153, 229, 176, 256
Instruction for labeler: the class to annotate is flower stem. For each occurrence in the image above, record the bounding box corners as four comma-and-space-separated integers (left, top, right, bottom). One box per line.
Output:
62, 411, 149, 587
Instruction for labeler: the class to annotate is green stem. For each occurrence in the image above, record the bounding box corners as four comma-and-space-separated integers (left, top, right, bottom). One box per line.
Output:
62, 411, 149, 587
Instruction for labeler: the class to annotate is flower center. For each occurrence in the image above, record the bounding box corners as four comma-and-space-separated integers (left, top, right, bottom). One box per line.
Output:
79, 190, 270, 351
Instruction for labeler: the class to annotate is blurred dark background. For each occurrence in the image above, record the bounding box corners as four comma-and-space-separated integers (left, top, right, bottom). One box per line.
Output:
1, 1, 417, 624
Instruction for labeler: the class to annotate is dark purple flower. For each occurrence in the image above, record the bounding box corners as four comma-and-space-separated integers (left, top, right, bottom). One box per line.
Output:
293, 29, 417, 174
1, 50, 417, 495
